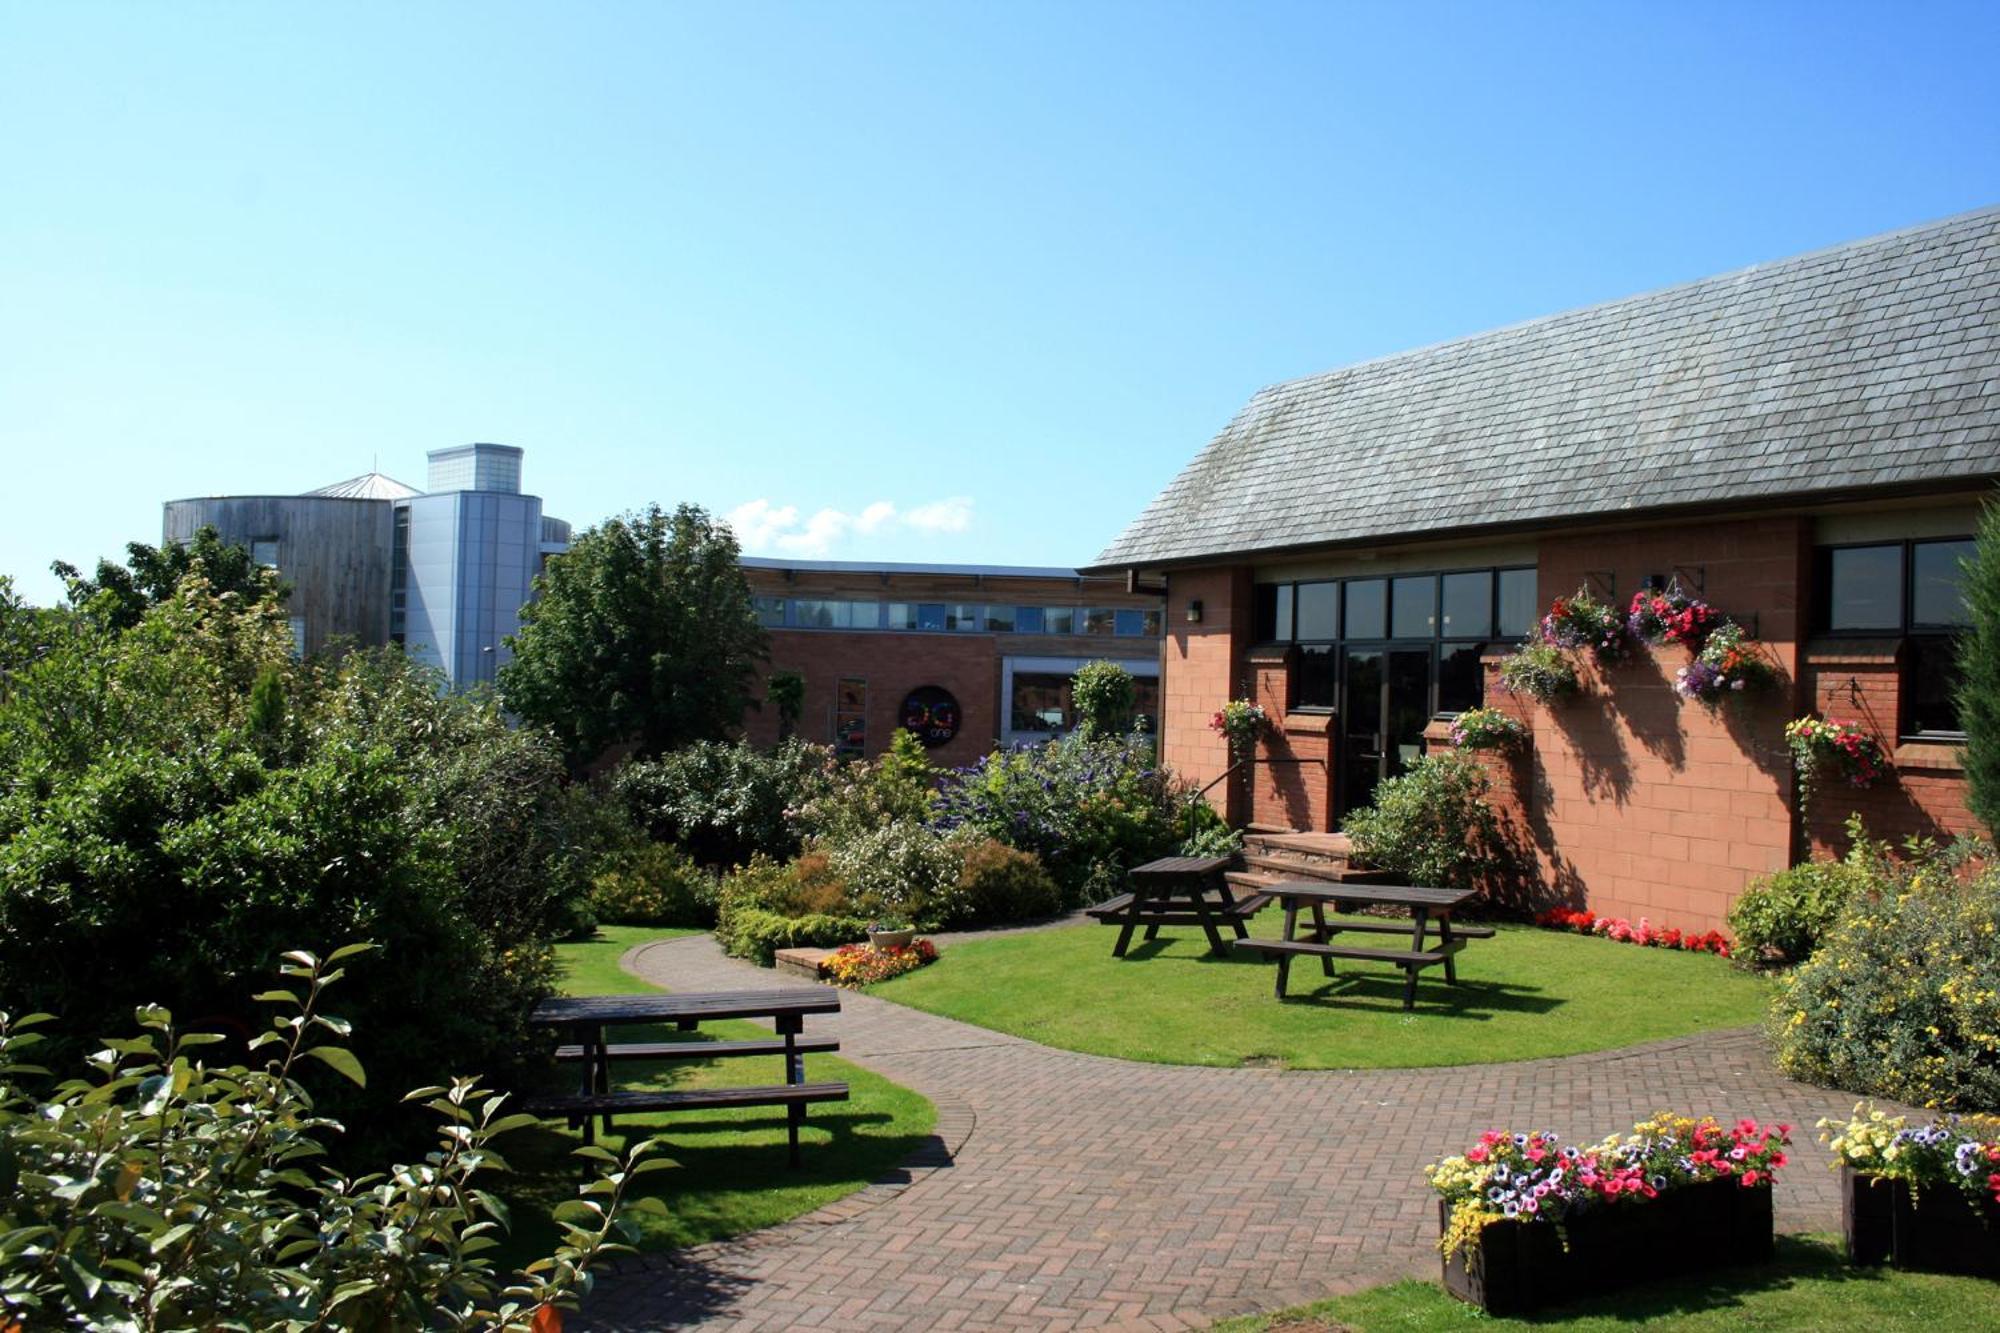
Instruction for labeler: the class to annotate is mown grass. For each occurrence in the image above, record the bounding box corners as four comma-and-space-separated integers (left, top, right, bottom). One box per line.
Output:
495, 925, 935, 1264
871, 912, 1768, 1069
1213, 1234, 2000, 1330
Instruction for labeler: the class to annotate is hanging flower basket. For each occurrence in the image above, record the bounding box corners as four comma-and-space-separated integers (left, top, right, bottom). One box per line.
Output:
1497, 642, 1580, 705
1449, 706, 1528, 752
1208, 699, 1268, 754
1785, 716, 1887, 817
1539, 587, 1630, 664
1627, 584, 1720, 648
1429, 1115, 1789, 1316
1672, 621, 1778, 706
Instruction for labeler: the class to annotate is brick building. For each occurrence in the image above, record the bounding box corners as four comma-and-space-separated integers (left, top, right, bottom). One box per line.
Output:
738, 559, 1166, 768
1093, 206, 2000, 931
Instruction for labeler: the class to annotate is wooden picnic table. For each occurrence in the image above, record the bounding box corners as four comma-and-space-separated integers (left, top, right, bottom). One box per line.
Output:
524, 988, 847, 1167
1085, 854, 1259, 957
1232, 881, 1493, 1010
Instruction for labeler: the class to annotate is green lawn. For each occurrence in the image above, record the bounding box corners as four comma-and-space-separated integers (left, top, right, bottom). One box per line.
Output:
870, 913, 1768, 1068
1213, 1236, 2000, 1330
496, 925, 936, 1263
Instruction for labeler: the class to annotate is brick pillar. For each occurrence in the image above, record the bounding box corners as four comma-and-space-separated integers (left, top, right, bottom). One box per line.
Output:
1162, 565, 1253, 823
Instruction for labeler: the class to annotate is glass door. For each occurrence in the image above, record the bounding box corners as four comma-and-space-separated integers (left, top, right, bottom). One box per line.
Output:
1337, 647, 1434, 818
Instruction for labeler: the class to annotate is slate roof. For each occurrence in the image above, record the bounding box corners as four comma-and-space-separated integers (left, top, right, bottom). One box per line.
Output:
306, 471, 423, 501
1095, 206, 2000, 570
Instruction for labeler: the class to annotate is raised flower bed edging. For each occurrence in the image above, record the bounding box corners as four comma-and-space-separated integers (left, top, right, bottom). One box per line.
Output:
1843, 1167, 2000, 1278
1440, 1178, 1774, 1317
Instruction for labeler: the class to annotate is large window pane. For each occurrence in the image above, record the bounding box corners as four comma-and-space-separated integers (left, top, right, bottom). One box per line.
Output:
916, 603, 948, 632
1912, 540, 1975, 627
845, 601, 880, 629
1295, 643, 1336, 709
1907, 635, 1964, 735
1441, 571, 1492, 639
1438, 642, 1485, 713
1114, 608, 1149, 636
1344, 579, 1386, 639
753, 596, 787, 628
1084, 608, 1116, 635
1391, 575, 1435, 639
1133, 676, 1161, 734
1498, 568, 1537, 639
1044, 607, 1076, 635
1295, 582, 1338, 640
794, 599, 836, 629
1253, 584, 1280, 642
1826, 545, 1903, 630
1009, 672, 1071, 733
983, 605, 1016, 632
1141, 608, 1163, 636
948, 603, 982, 631
885, 602, 918, 630
1014, 606, 1044, 634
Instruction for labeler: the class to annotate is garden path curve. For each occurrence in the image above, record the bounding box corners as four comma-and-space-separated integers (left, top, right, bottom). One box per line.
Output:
579, 932, 1879, 1332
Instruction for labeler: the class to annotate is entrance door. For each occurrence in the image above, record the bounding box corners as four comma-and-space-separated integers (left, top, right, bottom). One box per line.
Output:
1337, 647, 1433, 818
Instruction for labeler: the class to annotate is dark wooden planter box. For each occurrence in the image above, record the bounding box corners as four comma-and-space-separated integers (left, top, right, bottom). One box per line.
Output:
1843, 1166, 2000, 1277
1440, 1179, 1773, 1316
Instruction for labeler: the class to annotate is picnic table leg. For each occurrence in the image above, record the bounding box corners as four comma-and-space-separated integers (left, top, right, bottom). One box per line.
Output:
1190, 882, 1229, 957
1309, 901, 1334, 977
1440, 913, 1460, 985
1402, 908, 1430, 1011
780, 1013, 805, 1169
1275, 898, 1300, 999
596, 1028, 616, 1138
1112, 905, 1139, 958
1215, 875, 1251, 939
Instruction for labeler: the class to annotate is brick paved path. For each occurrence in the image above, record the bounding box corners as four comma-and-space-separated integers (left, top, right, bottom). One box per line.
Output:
579, 932, 1882, 1332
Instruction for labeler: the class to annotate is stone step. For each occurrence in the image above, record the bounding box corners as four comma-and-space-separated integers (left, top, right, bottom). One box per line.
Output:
773, 946, 837, 982
1237, 851, 1351, 881
1242, 830, 1354, 859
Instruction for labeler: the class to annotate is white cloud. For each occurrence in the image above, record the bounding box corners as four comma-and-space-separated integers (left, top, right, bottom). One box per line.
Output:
725, 495, 977, 557
903, 496, 974, 534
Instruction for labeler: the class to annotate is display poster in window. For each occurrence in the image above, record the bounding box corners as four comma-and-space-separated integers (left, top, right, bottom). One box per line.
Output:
899, 685, 961, 747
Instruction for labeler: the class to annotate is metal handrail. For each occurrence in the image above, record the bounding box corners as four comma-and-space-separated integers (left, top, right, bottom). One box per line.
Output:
1197, 755, 1329, 800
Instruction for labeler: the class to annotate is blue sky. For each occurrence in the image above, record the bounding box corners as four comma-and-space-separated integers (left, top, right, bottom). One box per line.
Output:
4, 2, 1998, 603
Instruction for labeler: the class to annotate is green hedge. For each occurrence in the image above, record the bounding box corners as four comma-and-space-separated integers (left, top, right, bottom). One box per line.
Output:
716, 906, 872, 965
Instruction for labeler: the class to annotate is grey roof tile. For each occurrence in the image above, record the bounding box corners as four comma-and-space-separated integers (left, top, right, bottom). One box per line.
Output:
1096, 206, 2000, 568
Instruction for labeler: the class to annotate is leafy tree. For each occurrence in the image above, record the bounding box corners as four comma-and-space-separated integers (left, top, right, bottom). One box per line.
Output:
52, 524, 288, 629
1959, 498, 2000, 835
1069, 660, 1137, 739
500, 504, 767, 768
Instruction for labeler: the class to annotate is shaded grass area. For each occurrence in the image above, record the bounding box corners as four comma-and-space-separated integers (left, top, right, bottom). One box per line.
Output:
871, 912, 1767, 1069
1213, 1234, 2000, 1330
497, 926, 935, 1264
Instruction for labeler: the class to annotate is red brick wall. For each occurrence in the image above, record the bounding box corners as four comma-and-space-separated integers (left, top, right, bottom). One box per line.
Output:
1163, 511, 1985, 934
1162, 567, 1250, 820
743, 631, 1001, 769
1801, 642, 1978, 852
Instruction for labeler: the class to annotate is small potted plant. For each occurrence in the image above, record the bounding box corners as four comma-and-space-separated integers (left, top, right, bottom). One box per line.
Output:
1448, 706, 1528, 752
1497, 641, 1580, 705
866, 917, 916, 950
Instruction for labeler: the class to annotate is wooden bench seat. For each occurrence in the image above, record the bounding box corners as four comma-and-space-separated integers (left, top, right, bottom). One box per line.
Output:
1234, 937, 1466, 965
1306, 920, 1496, 940
1088, 893, 1265, 922
555, 1036, 840, 1063
1084, 893, 1136, 918
521, 1081, 851, 1119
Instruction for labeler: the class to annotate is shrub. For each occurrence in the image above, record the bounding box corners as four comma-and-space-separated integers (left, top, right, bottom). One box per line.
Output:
823, 822, 970, 929
0, 585, 600, 1130
713, 856, 872, 963
0, 949, 657, 1331
1726, 858, 1874, 966
955, 839, 1062, 925
1772, 854, 2000, 1109
589, 840, 721, 927
612, 738, 832, 868
1070, 660, 1137, 739
1339, 752, 1515, 892
1962, 499, 2000, 833
933, 735, 1209, 907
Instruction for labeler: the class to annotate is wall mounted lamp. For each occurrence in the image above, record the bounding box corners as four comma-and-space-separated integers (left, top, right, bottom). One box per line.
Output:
1186, 599, 1204, 624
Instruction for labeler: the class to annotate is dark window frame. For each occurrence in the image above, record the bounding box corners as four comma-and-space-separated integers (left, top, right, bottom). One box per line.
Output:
1252, 564, 1533, 716
1815, 537, 1975, 740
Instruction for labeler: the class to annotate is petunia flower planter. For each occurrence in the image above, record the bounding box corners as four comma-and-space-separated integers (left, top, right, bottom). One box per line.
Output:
1440, 1179, 1774, 1316
1842, 1167, 2000, 1278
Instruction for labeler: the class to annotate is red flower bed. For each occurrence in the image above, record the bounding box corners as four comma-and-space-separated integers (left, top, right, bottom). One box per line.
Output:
1535, 908, 1730, 957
